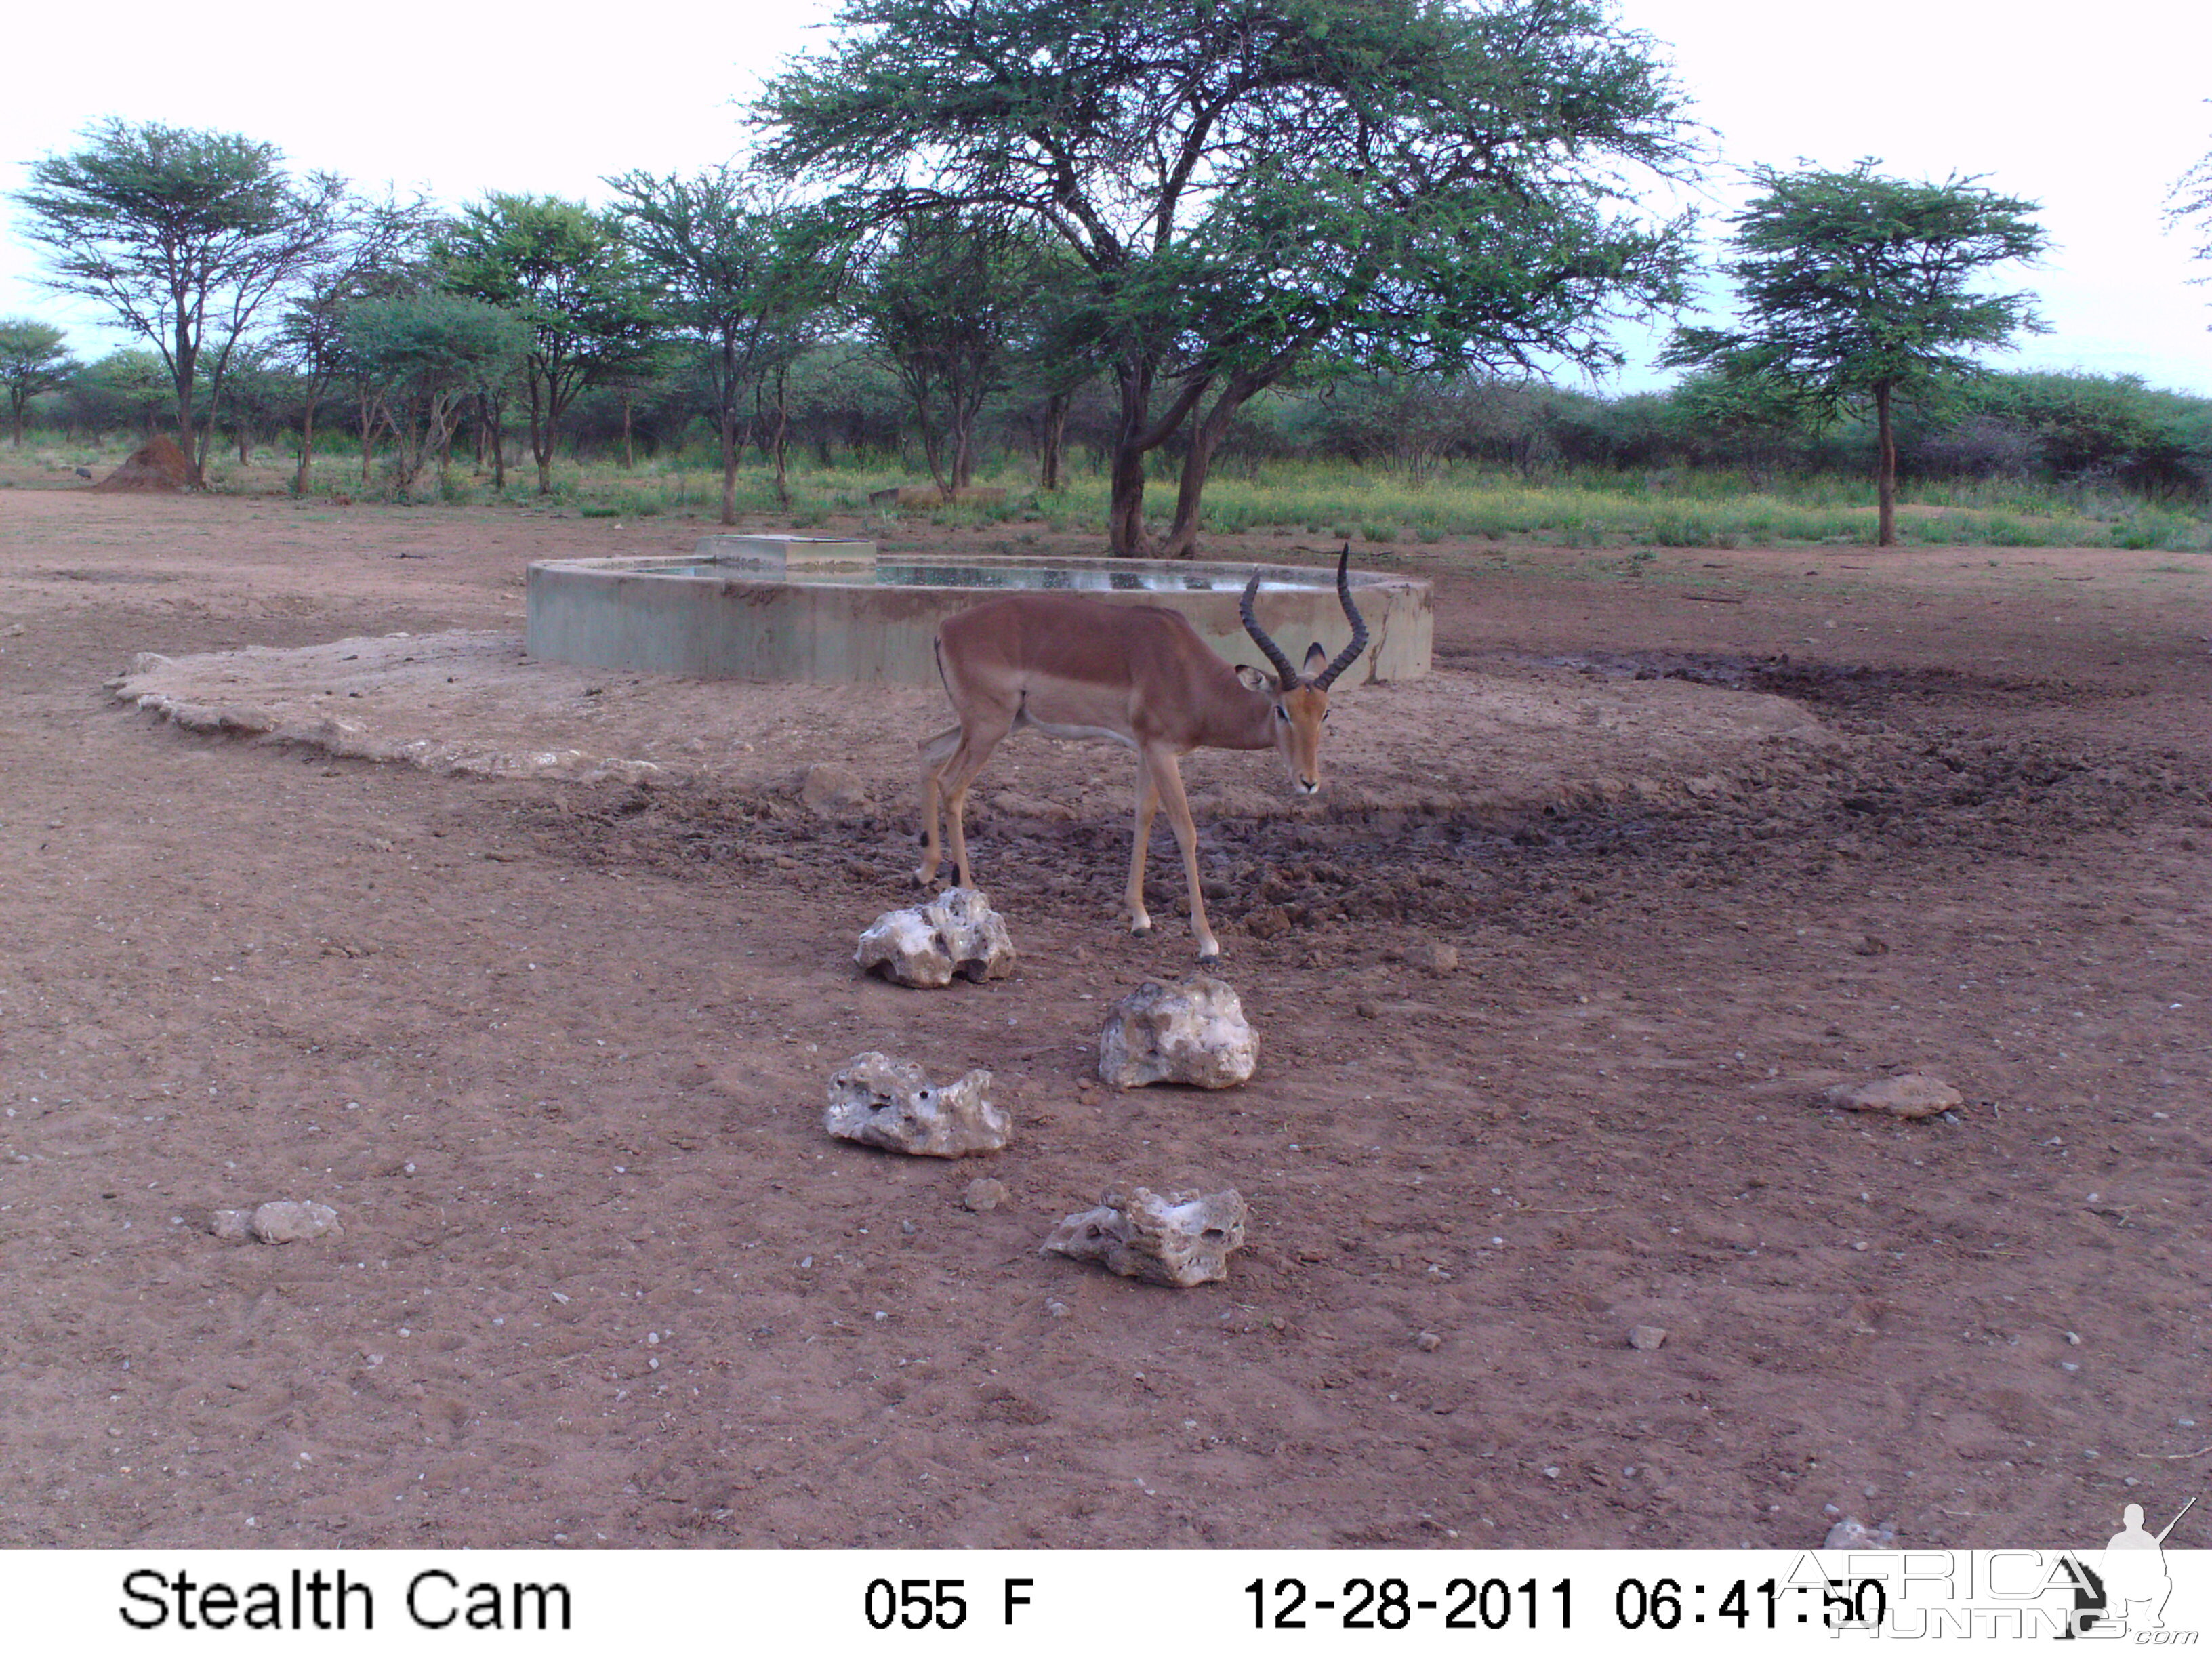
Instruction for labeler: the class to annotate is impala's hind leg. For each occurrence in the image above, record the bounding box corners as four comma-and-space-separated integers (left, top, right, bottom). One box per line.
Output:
927, 713, 1015, 891
915, 723, 964, 886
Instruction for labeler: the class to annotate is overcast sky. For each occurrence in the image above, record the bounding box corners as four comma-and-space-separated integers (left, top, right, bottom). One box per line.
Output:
3, 0, 2208, 396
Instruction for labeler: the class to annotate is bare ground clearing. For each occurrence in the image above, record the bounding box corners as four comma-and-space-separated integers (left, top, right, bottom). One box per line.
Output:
1, 483, 2207, 1551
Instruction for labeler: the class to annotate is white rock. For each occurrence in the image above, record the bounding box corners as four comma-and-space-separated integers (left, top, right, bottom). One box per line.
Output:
825, 1053, 1010, 1157
248, 1200, 339, 1244
855, 887, 1016, 987
963, 1177, 1010, 1212
1824, 1073, 1963, 1120
1628, 1324, 1669, 1351
209, 1209, 252, 1241
1099, 975, 1258, 1090
1823, 1516, 1897, 1549
1040, 1187, 1248, 1287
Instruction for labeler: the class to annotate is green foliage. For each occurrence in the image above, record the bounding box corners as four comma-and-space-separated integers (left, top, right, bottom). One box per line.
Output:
603, 168, 837, 516
0, 317, 80, 445
1664, 159, 2047, 542
12, 119, 352, 478
851, 211, 1055, 495
437, 194, 662, 492
339, 295, 531, 492
760, 0, 1700, 552
1664, 161, 2049, 409
66, 350, 171, 437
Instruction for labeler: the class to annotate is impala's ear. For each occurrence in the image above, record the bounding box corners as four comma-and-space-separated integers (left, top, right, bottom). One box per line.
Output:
1235, 663, 1271, 693
1303, 641, 1329, 677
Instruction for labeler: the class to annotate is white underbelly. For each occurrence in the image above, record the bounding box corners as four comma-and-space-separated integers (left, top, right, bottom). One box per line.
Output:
1021, 714, 1138, 750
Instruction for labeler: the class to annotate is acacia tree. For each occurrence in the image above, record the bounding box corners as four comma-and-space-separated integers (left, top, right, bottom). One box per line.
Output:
0, 319, 79, 446
851, 211, 1049, 497
2169, 113, 2212, 310
273, 193, 438, 493
605, 169, 834, 518
760, 0, 1696, 555
437, 195, 661, 493
1664, 161, 2047, 546
13, 120, 350, 483
339, 295, 531, 495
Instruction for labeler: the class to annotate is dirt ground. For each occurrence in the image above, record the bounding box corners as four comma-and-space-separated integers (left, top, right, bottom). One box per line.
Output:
1, 479, 2207, 1552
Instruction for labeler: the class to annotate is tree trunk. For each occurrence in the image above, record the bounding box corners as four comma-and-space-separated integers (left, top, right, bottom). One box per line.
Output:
1160, 374, 1262, 558
719, 408, 738, 527
1039, 392, 1069, 492
1106, 365, 1156, 556
172, 323, 203, 487
527, 369, 552, 495
294, 401, 317, 494
1875, 382, 1897, 548
769, 369, 792, 511
359, 391, 375, 485
236, 415, 250, 466
621, 393, 634, 470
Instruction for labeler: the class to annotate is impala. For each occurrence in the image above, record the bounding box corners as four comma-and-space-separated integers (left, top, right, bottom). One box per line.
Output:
915, 545, 1370, 960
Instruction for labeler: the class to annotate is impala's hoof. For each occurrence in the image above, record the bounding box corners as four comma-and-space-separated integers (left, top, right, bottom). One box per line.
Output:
1196, 949, 1222, 966
1128, 918, 1153, 937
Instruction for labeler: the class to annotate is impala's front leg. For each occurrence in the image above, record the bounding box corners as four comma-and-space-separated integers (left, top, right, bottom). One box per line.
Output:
1124, 766, 1160, 936
1149, 751, 1221, 962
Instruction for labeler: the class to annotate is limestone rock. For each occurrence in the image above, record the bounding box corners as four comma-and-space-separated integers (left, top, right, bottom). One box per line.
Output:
1824, 1073, 1962, 1120
855, 887, 1016, 987
1823, 1516, 1897, 1549
800, 762, 872, 815
1099, 975, 1258, 1090
209, 1209, 252, 1241
825, 1053, 1009, 1157
1410, 940, 1460, 975
249, 1200, 339, 1244
1628, 1324, 1669, 1351
962, 1178, 1010, 1212
1041, 1187, 1248, 1288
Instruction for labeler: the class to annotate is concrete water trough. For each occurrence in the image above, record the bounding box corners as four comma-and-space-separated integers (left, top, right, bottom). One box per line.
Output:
525, 535, 1433, 688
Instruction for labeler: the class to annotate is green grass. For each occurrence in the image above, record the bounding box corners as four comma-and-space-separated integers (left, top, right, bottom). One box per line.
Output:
35, 432, 2208, 550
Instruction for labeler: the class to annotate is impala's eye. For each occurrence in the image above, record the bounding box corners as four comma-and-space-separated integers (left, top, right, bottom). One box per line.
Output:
1275, 705, 1290, 722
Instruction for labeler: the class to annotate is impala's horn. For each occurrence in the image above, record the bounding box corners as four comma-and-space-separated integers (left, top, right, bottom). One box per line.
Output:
1311, 544, 1370, 691
1240, 569, 1301, 687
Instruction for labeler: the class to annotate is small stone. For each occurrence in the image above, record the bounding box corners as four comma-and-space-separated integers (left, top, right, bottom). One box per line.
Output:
856, 887, 1016, 988
1245, 905, 1292, 941
249, 1200, 339, 1244
1853, 934, 1889, 956
1044, 1298, 1071, 1319
1409, 941, 1459, 975
798, 762, 872, 815
963, 1177, 1010, 1212
825, 1054, 1009, 1157
1415, 1330, 1443, 1352
988, 790, 1073, 822
209, 1209, 251, 1241
1041, 1186, 1248, 1288
1099, 976, 1258, 1090
1824, 1073, 1963, 1120
1628, 1324, 1669, 1351
1823, 1517, 1896, 1549
1353, 999, 1380, 1019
